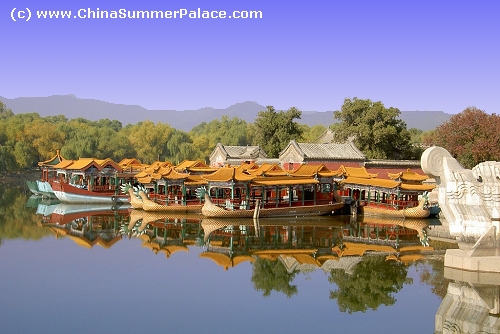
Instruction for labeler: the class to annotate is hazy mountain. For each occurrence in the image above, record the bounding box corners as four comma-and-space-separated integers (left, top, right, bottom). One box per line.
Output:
0, 94, 451, 131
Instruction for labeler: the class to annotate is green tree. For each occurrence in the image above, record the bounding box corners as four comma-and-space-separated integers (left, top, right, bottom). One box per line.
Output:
332, 98, 414, 159
0, 146, 17, 171
0, 188, 51, 240
408, 127, 425, 158
423, 107, 500, 168
190, 116, 252, 160
251, 257, 298, 298
13, 141, 38, 168
98, 129, 136, 161
127, 121, 174, 163
23, 119, 66, 161
60, 123, 99, 159
328, 255, 409, 313
0, 101, 14, 119
416, 259, 451, 299
299, 124, 328, 142
165, 130, 201, 164
253, 106, 303, 157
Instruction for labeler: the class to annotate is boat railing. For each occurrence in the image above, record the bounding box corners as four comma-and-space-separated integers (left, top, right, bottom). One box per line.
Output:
359, 199, 419, 210
91, 185, 115, 192
147, 193, 203, 206
209, 197, 334, 210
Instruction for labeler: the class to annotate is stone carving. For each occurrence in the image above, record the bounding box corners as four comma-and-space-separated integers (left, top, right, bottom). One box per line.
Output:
422, 146, 500, 272
435, 269, 500, 333
421, 146, 500, 238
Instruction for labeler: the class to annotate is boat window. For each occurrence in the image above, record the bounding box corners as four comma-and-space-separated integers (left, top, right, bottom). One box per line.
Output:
321, 183, 331, 193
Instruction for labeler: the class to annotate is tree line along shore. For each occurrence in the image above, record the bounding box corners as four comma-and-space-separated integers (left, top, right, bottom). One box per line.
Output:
1, 98, 496, 172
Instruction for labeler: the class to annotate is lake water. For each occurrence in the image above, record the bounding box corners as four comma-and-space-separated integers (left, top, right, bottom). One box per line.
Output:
0, 187, 464, 333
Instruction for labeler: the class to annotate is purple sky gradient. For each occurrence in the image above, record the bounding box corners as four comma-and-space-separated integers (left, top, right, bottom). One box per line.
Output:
1, 0, 498, 114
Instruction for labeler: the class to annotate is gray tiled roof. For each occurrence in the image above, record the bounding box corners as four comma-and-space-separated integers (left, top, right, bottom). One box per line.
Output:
295, 141, 366, 160
223, 145, 267, 159
364, 159, 421, 167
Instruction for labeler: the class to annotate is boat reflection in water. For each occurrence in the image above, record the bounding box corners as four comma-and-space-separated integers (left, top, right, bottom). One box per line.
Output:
39, 202, 131, 248
38, 203, 434, 265
35, 202, 446, 313
200, 215, 434, 273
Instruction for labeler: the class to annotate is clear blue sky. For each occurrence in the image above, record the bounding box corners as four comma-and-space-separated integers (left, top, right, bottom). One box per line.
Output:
1, 0, 498, 114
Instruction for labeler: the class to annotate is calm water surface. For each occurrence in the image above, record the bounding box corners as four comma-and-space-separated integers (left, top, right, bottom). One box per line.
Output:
0, 188, 449, 334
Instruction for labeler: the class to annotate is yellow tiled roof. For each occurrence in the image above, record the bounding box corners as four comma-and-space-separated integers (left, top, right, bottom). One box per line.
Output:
64, 158, 99, 170
184, 174, 208, 186
118, 158, 142, 167
175, 160, 209, 170
52, 160, 75, 169
147, 161, 173, 170
291, 254, 320, 266
333, 242, 396, 256
136, 176, 153, 184
200, 252, 254, 270
338, 165, 378, 178
341, 176, 400, 188
291, 164, 343, 177
249, 163, 288, 176
135, 170, 149, 178
236, 162, 259, 172
388, 169, 429, 181
202, 166, 255, 182
400, 183, 435, 191
157, 166, 189, 180
251, 176, 319, 186
38, 150, 65, 167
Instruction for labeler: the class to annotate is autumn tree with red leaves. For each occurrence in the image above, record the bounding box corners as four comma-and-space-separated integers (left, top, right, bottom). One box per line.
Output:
423, 107, 500, 168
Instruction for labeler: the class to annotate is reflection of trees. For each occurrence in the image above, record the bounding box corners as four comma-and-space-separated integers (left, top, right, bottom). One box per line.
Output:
328, 255, 409, 313
0, 188, 50, 241
416, 258, 450, 299
251, 257, 298, 298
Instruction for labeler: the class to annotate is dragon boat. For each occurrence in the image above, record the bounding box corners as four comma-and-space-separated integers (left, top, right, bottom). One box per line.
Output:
201, 193, 344, 218
358, 194, 431, 219
137, 191, 204, 213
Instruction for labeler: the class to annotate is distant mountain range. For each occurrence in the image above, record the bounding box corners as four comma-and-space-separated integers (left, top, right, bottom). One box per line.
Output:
0, 94, 452, 131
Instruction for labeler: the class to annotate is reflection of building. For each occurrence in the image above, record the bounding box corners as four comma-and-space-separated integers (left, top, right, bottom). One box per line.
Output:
435, 268, 500, 333
136, 215, 204, 258
340, 216, 432, 247
40, 205, 204, 254
201, 216, 434, 272
41, 204, 129, 249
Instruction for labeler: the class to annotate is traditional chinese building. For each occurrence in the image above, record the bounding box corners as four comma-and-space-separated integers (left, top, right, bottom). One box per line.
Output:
279, 140, 366, 171
209, 143, 272, 167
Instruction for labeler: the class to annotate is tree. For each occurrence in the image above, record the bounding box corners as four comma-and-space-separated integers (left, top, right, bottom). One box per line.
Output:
253, 106, 303, 157
165, 130, 201, 163
328, 255, 409, 313
251, 257, 298, 298
423, 107, 500, 168
127, 121, 174, 163
60, 123, 99, 159
13, 141, 38, 168
331, 98, 415, 159
0, 188, 51, 240
416, 259, 451, 299
96, 127, 136, 161
0, 146, 17, 171
190, 116, 252, 160
299, 124, 328, 142
23, 119, 66, 161
0, 101, 14, 119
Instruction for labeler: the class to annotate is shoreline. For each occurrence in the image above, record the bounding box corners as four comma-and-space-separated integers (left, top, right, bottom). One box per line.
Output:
0, 170, 41, 188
